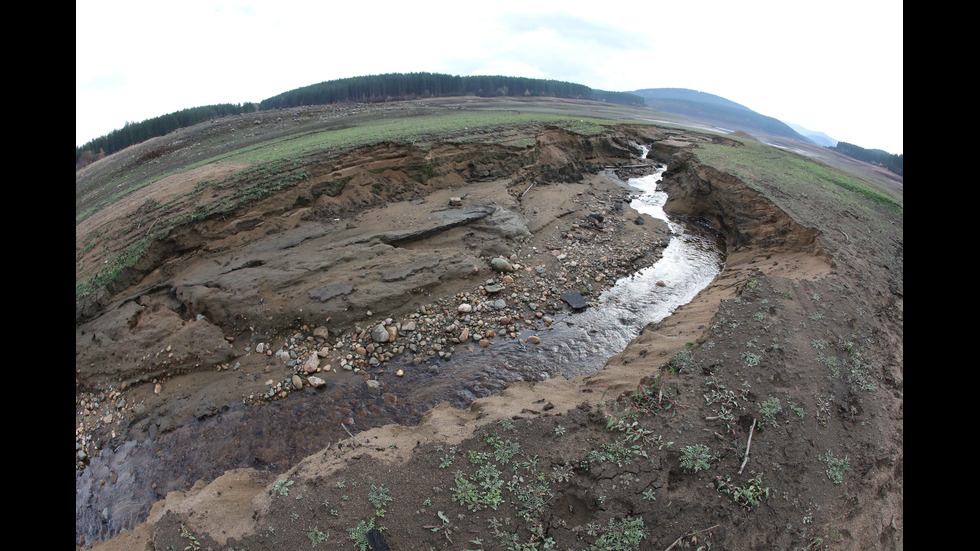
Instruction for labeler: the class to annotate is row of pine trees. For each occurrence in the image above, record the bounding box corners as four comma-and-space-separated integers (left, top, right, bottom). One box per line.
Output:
76, 72, 644, 168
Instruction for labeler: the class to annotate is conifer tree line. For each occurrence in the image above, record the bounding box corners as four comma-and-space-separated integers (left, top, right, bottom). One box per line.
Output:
258, 72, 644, 109
76, 72, 645, 167
76, 103, 259, 167
830, 141, 903, 176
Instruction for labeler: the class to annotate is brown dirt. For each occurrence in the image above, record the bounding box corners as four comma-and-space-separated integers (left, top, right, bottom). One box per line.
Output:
76, 100, 902, 550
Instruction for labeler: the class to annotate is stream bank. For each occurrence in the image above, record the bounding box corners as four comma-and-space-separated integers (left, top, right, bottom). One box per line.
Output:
77, 151, 726, 545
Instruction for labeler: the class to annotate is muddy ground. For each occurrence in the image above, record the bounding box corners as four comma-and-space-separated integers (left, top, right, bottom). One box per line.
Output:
76, 99, 902, 550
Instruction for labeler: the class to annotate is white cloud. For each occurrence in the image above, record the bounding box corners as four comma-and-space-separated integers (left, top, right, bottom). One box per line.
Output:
76, 0, 902, 153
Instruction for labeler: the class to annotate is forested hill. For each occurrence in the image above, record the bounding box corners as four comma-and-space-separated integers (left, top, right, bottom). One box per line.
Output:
75, 103, 260, 168
831, 142, 903, 176
75, 72, 644, 168
631, 88, 812, 143
259, 72, 644, 110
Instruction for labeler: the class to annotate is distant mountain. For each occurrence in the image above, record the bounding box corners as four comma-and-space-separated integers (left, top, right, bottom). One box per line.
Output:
631, 88, 813, 143
786, 122, 837, 147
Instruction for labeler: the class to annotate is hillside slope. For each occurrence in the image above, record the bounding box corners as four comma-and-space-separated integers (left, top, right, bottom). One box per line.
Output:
76, 97, 902, 550
632, 88, 813, 143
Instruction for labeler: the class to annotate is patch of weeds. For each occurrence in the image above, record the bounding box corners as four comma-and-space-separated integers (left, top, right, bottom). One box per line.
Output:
586, 516, 647, 551
347, 517, 383, 551
75, 237, 150, 302
667, 349, 696, 371
799, 516, 842, 550
788, 400, 806, 419
823, 342, 879, 392
368, 483, 393, 510
679, 444, 714, 473
819, 451, 850, 485
715, 472, 770, 509
550, 462, 573, 483
604, 412, 674, 452
179, 524, 201, 550
307, 526, 329, 547
439, 446, 457, 468
553, 425, 566, 436
507, 469, 553, 523
452, 462, 504, 512
622, 380, 682, 417
741, 351, 762, 368
819, 353, 838, 368
484, 433, 521, 465
703, 376, 747, 435
424, 510, 454, 544
759, 397, 783, 427
845, 348, 879, 392
274, 478, 295, 496
814, 394, 833, 426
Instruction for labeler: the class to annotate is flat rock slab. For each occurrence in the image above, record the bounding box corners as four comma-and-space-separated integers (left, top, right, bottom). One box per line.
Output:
309, 282, 355, 302
560, 291, 589, 310
381, 254, 442, 282
376, 205, 496, 245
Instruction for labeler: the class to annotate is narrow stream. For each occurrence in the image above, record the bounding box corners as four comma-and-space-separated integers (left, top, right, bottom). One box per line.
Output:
75, 160, 726, 545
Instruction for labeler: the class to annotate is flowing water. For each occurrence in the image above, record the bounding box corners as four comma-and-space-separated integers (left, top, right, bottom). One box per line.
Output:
76, 163, 726, 545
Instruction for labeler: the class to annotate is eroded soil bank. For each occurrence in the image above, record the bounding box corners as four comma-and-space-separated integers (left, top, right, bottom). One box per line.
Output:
77, 116, 902, 550
77, 125, 684, 538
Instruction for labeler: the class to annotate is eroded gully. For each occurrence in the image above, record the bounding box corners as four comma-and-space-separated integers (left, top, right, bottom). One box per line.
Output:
76, 159, 725, 545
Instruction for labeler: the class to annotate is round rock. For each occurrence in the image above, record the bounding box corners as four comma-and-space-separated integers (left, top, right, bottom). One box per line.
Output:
371, 324, 390, 343
490, 257, 515, 272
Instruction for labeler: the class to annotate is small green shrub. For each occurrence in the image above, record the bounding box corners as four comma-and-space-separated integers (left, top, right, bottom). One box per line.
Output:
274, 478, 295, 496
759, 397, 782, 427
679, 444, 713, 473
820, 451, 850, 484
347, 518, 382, 551
368, 484, 392, 509
307, 526, 329, 547
586, 516, 647, 551
716, 472, 769, 509
668, 349, 695, 371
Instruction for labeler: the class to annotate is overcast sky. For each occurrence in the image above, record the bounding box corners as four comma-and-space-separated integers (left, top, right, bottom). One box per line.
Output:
76, 0, 903, 154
